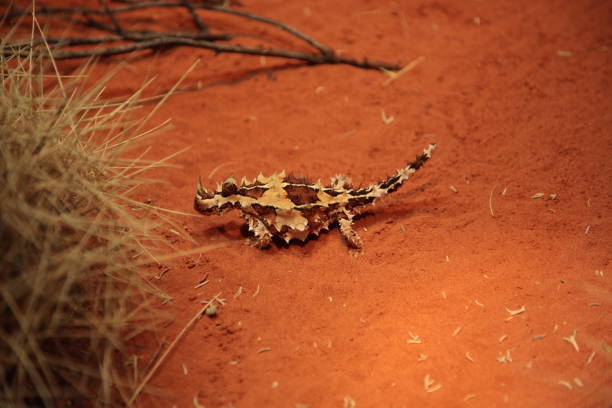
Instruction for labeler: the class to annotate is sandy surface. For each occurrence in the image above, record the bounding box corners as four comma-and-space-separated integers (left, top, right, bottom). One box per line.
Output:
22, 0, 612, 406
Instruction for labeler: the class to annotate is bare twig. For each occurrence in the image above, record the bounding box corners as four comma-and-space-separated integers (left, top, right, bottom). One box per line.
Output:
199, 3, 333, 56
180, 0, 207, 31
2, 1, 400, 71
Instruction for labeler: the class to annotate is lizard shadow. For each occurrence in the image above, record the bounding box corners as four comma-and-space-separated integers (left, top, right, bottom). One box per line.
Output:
199, 182, 444, 250
231, 194, 445, 251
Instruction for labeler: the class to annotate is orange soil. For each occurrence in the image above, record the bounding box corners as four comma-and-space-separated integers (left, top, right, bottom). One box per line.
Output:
24, 0, 612, 406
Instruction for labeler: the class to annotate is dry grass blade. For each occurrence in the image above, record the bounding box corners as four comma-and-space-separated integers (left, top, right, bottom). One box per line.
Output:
128, 294, 222, 406
0, 20, 195, 407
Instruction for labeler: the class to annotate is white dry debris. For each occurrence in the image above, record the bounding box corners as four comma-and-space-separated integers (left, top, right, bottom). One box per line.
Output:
193, 396, 206, 408
501, 186, 508, 196
182, 363, 188, 376
531, 193, 545, 199
380, 108, 395, 125
586, 351, 596, 366
562, 330, 580, 352
574, 377, 584, 387
424, 374, 442, 392
489, 185, 497, 217
252, 284, 261, 297
234, 285, 244, 299
496, 350, 512, 363
585, 225, 591, 234
343, 396, 356, 408
194, 280, 208, 289
407, 331, 422, 344
417, 353, 428, 362
474, 300, 484, 307
505, 305, 526, 321
449, 185, 459, 193
424, 374, 434, 388
452, 327, 462, 337
427, 384, 443, 393
558, 380, 573, 390
532, 334, 547, 341
595, 270, 604, 277
465, 352, 475, 362
499, 334, 508, 343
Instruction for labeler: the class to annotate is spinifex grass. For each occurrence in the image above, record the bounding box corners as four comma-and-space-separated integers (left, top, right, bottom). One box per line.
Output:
0, 27, 194, 407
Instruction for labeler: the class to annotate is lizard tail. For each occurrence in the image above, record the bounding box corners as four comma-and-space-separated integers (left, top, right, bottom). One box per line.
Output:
376, 143, 436, 195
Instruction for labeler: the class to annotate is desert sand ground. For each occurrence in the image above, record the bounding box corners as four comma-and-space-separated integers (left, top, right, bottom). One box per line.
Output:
18, 1, 611, 406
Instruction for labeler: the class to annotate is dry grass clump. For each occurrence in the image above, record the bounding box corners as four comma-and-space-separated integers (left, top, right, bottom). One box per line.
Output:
0, 29, 187, 407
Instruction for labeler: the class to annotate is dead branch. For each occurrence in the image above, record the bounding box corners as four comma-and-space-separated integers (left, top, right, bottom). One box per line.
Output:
2, 1, 401, 71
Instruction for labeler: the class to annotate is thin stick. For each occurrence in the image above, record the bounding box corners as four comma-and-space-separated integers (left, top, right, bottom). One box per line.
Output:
8, 36, 399, 70
128, 293, 221, 405
4, 2, 400, 71
489, 184, 497, 217
381, 55, 425, 86
10, 2, 332, 56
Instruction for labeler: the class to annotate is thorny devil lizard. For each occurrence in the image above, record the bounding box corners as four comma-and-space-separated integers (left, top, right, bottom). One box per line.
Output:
194, 143, 436, 251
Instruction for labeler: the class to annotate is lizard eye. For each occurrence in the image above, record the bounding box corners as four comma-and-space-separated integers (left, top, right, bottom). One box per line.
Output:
221, 181, 238, 196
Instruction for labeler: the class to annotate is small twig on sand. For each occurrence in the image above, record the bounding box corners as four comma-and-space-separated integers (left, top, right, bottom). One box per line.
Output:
489, 184, 497, 217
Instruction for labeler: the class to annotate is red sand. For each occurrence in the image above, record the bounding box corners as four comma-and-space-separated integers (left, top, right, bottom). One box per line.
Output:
32, 0, 612, 406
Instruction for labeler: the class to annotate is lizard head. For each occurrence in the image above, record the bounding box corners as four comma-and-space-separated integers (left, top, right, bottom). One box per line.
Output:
194, 178, 239, 215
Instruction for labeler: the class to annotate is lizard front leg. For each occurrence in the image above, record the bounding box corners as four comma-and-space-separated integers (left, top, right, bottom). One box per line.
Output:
338, 216, 363, 250
243, 213, 273, 248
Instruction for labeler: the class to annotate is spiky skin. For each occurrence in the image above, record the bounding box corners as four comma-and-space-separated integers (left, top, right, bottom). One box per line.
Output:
194, 143, 436, 250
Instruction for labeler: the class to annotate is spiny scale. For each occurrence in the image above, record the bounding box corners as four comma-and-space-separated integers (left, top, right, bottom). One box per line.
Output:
194, 143, 436, 250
